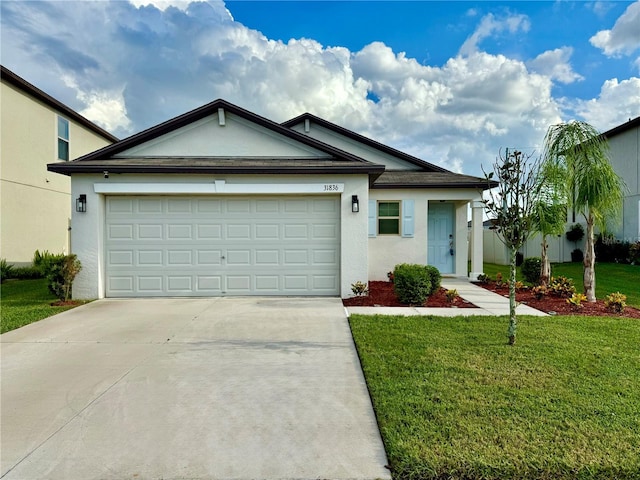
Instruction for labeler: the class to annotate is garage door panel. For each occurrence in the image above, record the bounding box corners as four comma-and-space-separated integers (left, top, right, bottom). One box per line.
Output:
108, 198, 134, 213
108, 224, 134, 240
255, 276, 279, 291
197, 224, 222, 239
284, 224, 308, 239
255, 250, 279, 265
167, 250, 192, 266
196, 276, 222, 292
105, 196, 339, 297
197, 250, 222, 265
138, 199, 163, 213
138, 224, 163, 240
138, 250, 163, 266
167, 276, 192, 292
167, 199, 192, 213
137, 276, 163, 293
255, 224, 279, 239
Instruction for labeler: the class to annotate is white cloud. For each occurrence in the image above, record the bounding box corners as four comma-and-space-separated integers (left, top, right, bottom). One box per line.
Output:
459, 12, 530, 56
61, 75, 132, 132
590, 1, 640, 57
2, 0, 634, 179
571, 77, 640, 131
527, 47, 584, 84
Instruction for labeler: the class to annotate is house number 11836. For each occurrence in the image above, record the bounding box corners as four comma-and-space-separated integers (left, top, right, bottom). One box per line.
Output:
323, 184, 340, 191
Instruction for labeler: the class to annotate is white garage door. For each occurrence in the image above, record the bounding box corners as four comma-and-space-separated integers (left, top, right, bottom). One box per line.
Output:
105, 196, 340, 297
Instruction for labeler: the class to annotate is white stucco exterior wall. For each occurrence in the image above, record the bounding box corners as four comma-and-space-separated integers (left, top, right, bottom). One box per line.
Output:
368, 189, 483, 280
70, 173, 369, 299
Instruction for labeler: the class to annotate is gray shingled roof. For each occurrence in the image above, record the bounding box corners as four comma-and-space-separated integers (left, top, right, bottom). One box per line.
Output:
373, 171, 490, 189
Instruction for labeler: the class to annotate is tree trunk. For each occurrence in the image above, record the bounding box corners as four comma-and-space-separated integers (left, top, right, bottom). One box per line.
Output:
540, 235, 551, 286
583, 213, 596, 302
507, 247, 517, 345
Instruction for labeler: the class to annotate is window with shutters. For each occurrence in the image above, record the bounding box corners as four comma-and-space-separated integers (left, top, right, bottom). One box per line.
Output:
378, 201, 400, 235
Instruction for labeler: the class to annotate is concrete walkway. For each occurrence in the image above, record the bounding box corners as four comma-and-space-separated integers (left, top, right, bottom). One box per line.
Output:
1, 297, 390, 480
346, 277, 548, 317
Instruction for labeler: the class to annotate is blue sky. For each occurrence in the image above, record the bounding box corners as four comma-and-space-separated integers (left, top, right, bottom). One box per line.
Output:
2, 0, 639, 177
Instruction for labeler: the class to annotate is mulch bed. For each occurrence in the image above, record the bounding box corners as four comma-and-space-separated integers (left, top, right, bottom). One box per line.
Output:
475, 283, 640, 318
342, 281, 477, 308
342, 280, 640, 318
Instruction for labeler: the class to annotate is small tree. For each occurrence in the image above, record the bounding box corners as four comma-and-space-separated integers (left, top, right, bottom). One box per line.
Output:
532, 164, 567, 286
484, 149, 542, 345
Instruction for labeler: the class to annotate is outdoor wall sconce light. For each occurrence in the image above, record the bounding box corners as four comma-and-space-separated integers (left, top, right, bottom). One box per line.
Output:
76, 194, 87, 213
352, 195, 360, 213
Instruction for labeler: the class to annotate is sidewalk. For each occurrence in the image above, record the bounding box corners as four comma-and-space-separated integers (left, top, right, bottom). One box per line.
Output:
345, 277, 548, 317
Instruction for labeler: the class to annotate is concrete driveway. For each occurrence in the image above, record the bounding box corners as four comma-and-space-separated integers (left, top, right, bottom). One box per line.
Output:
1, 297, 390, 480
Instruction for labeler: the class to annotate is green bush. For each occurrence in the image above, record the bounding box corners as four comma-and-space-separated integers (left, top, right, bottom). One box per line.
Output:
43, 254, 82, 301
33, 250, 66, 276
393, 263, 432, 305
10, 266, 44, 280
521, 257, 543, 284
424, 265, 441, 295
0, 258, 14, 283
549, 276, 576, 298
630, 242, 640, 265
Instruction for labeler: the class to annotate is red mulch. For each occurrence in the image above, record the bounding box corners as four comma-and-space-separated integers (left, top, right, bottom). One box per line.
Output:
342, 280, 640, 318
475, 283, 640, 318
50, 300, 83, 307
342, 281, 477, 308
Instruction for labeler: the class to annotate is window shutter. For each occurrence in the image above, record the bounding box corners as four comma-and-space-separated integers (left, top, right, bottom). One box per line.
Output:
402, 200, 415, 237
368, 200, 377, 238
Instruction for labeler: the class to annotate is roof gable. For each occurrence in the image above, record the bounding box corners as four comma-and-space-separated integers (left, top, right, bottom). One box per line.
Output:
282, 113, 447, 173
68, 99, 372, 164
116, 111, 329, 159
47, 99, 385, 180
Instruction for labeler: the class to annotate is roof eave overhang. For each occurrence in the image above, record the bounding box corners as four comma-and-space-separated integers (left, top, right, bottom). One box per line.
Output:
372, 181, 496, 190
47, 162, 385, 183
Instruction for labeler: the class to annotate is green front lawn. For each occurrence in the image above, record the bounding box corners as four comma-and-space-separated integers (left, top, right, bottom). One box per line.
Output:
483, 262, 640, 308
0, 279, 83, 333
350, 314, 640, 480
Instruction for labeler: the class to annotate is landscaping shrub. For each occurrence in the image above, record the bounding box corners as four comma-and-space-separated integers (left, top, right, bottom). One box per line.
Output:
595, 234, 631, 263
630, 242, 640, 265
549, 276, 576, 298
424, 265, 441, 295
33, 250, 66, 276
571, 249, 584, 262
10, 266, 44, 280
351, 281, 368, 296
567, 293, 587, 310
521, 257, 543, 284
566, 223, 585, 245
0, 258, 14, 283
393, 263, 432, 305
44, 254, 82, 302
605, 292, 627, 313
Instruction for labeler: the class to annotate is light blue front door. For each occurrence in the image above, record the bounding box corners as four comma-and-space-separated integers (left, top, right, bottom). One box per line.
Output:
428, 203, 454, 274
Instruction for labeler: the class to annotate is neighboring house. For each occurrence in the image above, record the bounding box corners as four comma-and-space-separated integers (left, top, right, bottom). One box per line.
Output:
488, 115, 640, 265
1, 66, 118, 265
603, 116, 640, 243
48, 99, 493, 299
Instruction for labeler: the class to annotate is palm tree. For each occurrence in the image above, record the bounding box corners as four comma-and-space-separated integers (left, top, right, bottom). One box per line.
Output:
542, 121, 625, 302
531, 189, 566, 286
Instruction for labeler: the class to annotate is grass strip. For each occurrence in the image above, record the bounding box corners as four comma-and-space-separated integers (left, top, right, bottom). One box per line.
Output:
1, 279, 83, 333
350, 314, 640, 480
